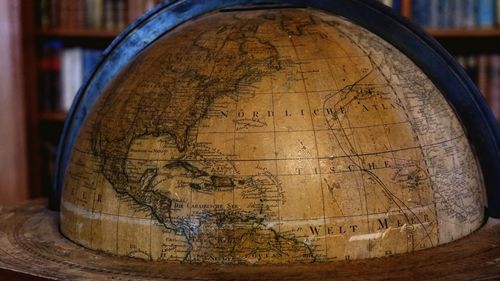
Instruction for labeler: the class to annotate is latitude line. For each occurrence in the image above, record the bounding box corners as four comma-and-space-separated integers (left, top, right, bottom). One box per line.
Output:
115, 195, 121, 255
73, 133, 466, 162
205, 83, 392, 96
63, 201, 436, 224
70, 165, 420, 186
197, 120, 410, 133
88, 171, 100, 249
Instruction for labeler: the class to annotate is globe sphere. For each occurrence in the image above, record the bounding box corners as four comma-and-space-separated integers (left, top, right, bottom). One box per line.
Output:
60, 8, 486, 264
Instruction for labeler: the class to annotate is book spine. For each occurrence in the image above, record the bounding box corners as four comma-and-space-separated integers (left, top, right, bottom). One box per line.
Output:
448, 0, 457, 28
40, 0, 51, 28
116, 0, 127, 30
478, 54, 490, 100
477, 0, 495, 27
429, 0, 439, 28
88, 0, 94, 28
454, 0, 464, 28
467, 55, 479, 84
490, 55, 500, 120
438, 0, 450, 28
51, 41, 62, 112
67, 0, 77, 29
497, 0, 500, 26
85, 0, 95, 29
128, 0, 140, 23
95, 0, 104, 29
40, 41, 60, 112
50, 0, 60, 28
463, 0, 476, 28
77, 0, 85, 29
62, 48, 84, 111
392, 0, 401, 12
104, 0, 115, 30
412, 0, 430, 27
39, 42, 53, 112
59, 0, 69, 29
61, 48, 71, 112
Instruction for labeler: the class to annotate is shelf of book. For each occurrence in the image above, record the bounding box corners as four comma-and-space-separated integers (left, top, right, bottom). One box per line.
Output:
21, 0, 165, 198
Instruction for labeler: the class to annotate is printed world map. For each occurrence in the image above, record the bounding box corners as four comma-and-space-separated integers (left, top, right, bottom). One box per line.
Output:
61, 8, 486, 264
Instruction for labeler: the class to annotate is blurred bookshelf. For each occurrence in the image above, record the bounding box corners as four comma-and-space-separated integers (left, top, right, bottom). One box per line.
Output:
20, 0, 500, 197
21, 0, 162, 198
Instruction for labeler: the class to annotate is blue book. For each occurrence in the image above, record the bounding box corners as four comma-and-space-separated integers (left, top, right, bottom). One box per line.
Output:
454, 0, 464, 28
429, 0, 440, 28
392, 0, 401, 13
412, 0, 430, 27
477, 0, 495, 27
463, 0, 476, 28
438, 0, 451, 28
446, 0, 460, 28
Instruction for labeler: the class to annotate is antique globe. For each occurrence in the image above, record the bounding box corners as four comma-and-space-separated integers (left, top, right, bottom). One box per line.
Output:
58, 7, 488, 265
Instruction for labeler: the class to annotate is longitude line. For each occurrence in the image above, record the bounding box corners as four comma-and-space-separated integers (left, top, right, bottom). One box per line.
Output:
269, 69, 281, 233
88, 174, 99, 248
289, 27, 328, 258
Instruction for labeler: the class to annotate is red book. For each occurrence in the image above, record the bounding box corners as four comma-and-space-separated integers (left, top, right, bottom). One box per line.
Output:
68, 0, 77, 28
489, 55, 500, 121
60, 0, 69, 29
39, 40, 62, 112
466, 56, 478, 85
478, 54, 490, 101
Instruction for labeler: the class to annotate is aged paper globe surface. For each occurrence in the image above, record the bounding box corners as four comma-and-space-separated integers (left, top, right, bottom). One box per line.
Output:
61, 8, 486, 264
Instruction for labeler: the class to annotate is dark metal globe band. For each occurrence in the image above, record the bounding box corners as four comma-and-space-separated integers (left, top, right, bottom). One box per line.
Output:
52, 0, 500, 218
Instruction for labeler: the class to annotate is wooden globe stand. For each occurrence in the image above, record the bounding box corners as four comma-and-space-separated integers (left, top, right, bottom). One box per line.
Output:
0, 199, 498, 280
